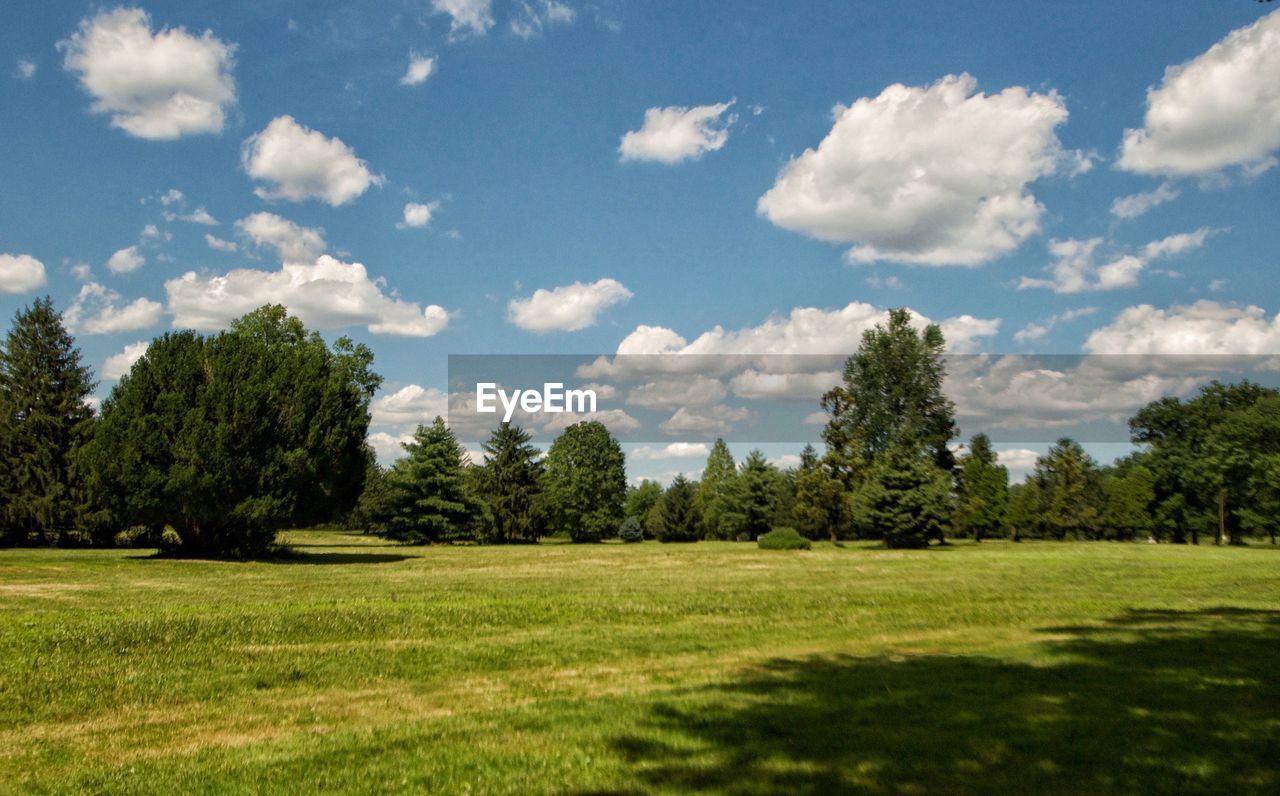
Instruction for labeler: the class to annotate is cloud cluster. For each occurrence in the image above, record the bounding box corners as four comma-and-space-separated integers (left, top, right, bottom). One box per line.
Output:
1118, 9, 1280, 176
1019, 228, 1214, 294
371, 384, 449, 427
1084, 300, 1280, 355
400, 53, 436, 86
397, 201, 439, 230
619, 101, 735, 164
65, 282, 163, 334
757, 74, 1071, 266
242, 116, 383, 206
59, 8, 236, 140
1110, 182, 1180, 219
235, 212, 326, 262
507, 278, 633, 332
106, 245, 145, 274
511, 0, 575, 38
0, 253, 47, 294
102, 341, 149, 380
432, 0, 494, 39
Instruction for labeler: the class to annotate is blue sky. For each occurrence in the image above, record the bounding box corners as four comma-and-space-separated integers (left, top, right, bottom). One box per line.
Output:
2, 1, 1279, 480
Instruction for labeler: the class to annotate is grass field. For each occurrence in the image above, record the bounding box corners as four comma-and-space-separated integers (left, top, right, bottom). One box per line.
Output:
1, 531, 1278, 794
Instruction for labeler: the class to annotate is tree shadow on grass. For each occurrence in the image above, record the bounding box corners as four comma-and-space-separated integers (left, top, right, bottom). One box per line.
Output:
126, 551, 412, 564
604, 607, 1280, 794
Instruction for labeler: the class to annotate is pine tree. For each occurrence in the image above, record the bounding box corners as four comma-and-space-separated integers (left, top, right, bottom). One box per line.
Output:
0, 298, 95, 545
474, 423, 544, 543
855, 439, 952, 549
791, 444, 845, 541
655, 474, 700, 542
953, 433, 1009, 542
1034, 438, 1103, 540
379, 417, 477, 544
737, 450, 779, 540
696, 438, 740, 539
542, 420, 626, 542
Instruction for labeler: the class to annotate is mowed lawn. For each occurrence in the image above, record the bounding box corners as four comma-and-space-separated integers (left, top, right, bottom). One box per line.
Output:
1, 532, 1277, 794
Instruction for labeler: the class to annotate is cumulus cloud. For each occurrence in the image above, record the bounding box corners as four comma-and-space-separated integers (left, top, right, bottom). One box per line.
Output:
511, 0, 576, 38
235, 212, 326, 262
1083, 300, 1280, 355
205, 233, 237, 252
1019, 228, 1215, 294
174, 207, 218, 225
1013, 307, 1098, 344
242, 116, 383, 206
659, 405, 751, 436
106, 245, 145, 274
368, 430, 416, 463
59, 8, 236, 140
619, 101, 735, 164
626, 376, 727, 408
1118, 9, 1280, 176
757, 74, 1072, 266
371, 384, 449, 427
65, 282, 164, 334
507, 278, 632, 332
400, 52, 436, 86
729, 369, 842, 401
165, 255, 449, 336
432, 0, 494, 39
102, 341, 149, 380
629, 442, 710, 460
0, 253, 47, 294
397, 201, 440, 230
1110, 182, 1180, 219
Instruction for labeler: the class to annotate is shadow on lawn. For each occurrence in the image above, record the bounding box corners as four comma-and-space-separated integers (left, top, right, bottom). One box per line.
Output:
604, 607, 1280, 794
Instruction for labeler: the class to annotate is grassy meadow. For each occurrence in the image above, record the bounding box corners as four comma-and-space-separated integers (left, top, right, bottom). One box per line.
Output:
1, 531, 1278, 793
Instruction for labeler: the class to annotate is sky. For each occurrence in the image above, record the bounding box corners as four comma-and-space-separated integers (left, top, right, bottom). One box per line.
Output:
2, 1, 1279, 483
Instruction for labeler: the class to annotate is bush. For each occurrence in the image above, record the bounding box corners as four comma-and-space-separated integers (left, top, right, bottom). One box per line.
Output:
113, 525, 154, 548
159, 526, 183, 552
757, 527, 811, 550
618, 516, 644, 543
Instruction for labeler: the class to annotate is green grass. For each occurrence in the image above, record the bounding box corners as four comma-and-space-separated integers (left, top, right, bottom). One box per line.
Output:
1, 532, 1277, 794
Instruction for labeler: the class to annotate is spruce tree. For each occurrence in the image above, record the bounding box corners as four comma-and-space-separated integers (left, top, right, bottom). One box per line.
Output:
1034, 438, 1103, 540
0, 298, 95, 545
655, 474, 700, 542
953, 433, 1009, 541
855, 439, 952, 549
696, 438, 740, 539
380, 417, 477, 544
791, 444, 844, 541
737, 450, 779, 540
474, 423, 545, 543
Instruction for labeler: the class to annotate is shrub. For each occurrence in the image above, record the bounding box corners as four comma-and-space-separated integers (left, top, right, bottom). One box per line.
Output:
159, 526, 183, 552
757, 527, 811, 550
618, 516, 644, 543
113, 525, 154, 548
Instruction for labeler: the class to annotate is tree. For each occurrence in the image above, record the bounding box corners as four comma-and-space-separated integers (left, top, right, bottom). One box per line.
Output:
473, 423, 545, 544
1005, 480, 1040, 542
542, 421, 626, 543
854, 438, 952, 549
0, 298, 96, 545
625, 479, 663, 537
655, 474, 701, 542
953, 434, 1009, 542
696, 438, 741, 540
1102, 459, 1156, 541
378, 417, 477, 544
1033, 439, 1103, 540
790, 444, 845, 541
348, 461, 393, 533
83, 305, 380, 556
737, 450, 780, 540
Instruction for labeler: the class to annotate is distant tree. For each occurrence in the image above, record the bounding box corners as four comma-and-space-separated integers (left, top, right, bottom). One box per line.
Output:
378, 417, 478, 544
791, 444, 844, 540
542, 421, 626, 543
348, 462, 393, 533
474, 423, 545, 544
0, 298, 96, 545
83, 306, 379, 556
1033, 439, 1103, 540
953, 434, 1009, 542
854, 437, 952, 548
696, 438, 741, 539
655, 474, 701, 542
1004, 479, 1040, 542
618, 515, 644, 543
736, 450, 780, 540
1102, 459, 1156, 541
625, 479, 664, 535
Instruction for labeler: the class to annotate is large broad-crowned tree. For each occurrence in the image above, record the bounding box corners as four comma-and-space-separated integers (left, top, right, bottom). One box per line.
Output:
542, 420, 626, 543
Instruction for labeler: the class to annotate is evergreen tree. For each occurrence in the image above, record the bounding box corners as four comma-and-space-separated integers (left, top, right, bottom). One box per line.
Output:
474, 423, 545, 544
696, 438, 740, 540
655, 474, 700, 542
791, 444, 844, 540
953, 433, 1009, 541
737, 450, 779, 540
1033, 438, 1103, 540
625, 479, 663, 537
0, 298, 95, 545
1102, 460, 1156, 541
379, 417, 477, 544
1005, 480, 1040, 542
854, 438, 952, 549
348, 461, 393, 533
542, 420, 626, 542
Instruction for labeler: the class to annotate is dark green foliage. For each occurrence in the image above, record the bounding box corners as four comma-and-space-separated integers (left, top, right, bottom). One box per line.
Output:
757, 526, 811, 550
543, 421, 626, 543
855, 439, 952, 548
82, 305, 380, 556
1005, 480, 1040, 541
790, 444, 844, 540
1032, 439, 1104, 540
0, 298, 96, 545
348, 462, 393, 533
474, 423, 545, 543
953, 433, 1009, 541
618, 516, 644, 543
696, 438, 740, 540
625, 479, 663, 534
1101, 458, 1156, 541
377, 417, 478, 544
737, 450, 780, 540
655, 475, 700, 542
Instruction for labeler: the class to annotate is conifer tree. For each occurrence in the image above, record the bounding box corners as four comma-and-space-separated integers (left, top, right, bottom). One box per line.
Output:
380, 417, 477, 544
791, 444, 844, 541
474, 423, 544, 543
655, 474, 700, 542
696, 438, 740, 539
953, 433, 1009, 542
854, 438, 952, 548
737, 450, 779, 540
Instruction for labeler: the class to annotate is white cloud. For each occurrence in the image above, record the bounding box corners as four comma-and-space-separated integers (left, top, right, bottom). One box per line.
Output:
102, 341, 148, 380
728, 369, 842, 401
1118, 9, 1280, 176
71, 262, 93, 281
59, 8, 235, 140
1019, 229, 1214, 294
16, 59, 36, 79
511, 0, 576, 38
66, 282, 163, 334
397, 201, 440, 230
173, 207, 218, 226
508, 278, 633, 332
242, 116, 383, 206
205, 234, 237, 252
540, 408, 641, 435
371, 384, 449, 427
627, 376, 726, 408
629, 442, 710, 461
1013, 306, 1098, 344
432, 0, 494, 39
165, 255, 449, 337
757, 74, 1071, 266
1110, 182, 1180, 219
400, 52, 436, 86
768, 454, 803, 471
864, 274, 903, 289
158, 188, 184, 206
368, 431, 416, 463
659, 405, 751, 436
619, 101, 735, 164
235, 212, 326, 262
0, 254, 47, 293
1084, 300, 1280, 355
106, 245, 145, 274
